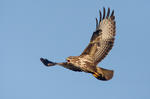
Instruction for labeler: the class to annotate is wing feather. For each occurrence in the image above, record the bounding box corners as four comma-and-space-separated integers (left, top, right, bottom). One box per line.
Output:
99, 10, 102, 23
80, 8, 116, 65
102, 7, 106, 19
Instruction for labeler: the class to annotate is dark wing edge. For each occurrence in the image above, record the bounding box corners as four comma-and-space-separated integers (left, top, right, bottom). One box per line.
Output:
80, 8, 116, 65
40, 58, 56, 66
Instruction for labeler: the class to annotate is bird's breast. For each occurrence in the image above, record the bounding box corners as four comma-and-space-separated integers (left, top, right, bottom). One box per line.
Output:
69, 56, 95, 72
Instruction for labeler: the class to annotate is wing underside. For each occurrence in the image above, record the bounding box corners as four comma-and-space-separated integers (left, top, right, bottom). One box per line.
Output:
58, 62, 82, 72
81, 8, 116, 65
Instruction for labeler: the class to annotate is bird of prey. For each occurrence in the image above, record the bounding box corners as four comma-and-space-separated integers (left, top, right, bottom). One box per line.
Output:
40, 8, 116, 81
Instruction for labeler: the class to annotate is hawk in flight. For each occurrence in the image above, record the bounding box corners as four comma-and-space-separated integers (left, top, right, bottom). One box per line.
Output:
40, 8, 116, 81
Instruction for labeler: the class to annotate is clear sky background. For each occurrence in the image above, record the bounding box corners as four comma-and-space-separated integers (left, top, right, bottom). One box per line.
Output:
1, 0, 150, 99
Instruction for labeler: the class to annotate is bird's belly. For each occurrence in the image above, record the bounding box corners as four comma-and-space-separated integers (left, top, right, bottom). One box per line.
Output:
71, 60, 96, 73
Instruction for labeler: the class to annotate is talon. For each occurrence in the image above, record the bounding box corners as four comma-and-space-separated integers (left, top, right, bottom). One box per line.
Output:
93, 72, 99, 78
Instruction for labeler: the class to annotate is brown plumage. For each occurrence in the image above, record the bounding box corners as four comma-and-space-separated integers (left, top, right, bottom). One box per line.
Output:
40, 8, 116, 81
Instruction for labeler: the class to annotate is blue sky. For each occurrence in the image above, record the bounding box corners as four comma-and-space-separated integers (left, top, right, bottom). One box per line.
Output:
1, 0, 150, 99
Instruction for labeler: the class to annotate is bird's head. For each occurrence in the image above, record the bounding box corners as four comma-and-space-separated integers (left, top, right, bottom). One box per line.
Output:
66, 56, 76, 63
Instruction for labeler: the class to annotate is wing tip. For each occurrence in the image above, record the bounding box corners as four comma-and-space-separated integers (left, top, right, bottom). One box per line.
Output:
96, 7, 115, 28
99, 7, 115, 22
110, 9, 115, 20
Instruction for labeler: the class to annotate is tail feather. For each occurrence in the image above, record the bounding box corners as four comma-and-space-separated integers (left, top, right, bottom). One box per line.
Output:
93, 67, 114, 81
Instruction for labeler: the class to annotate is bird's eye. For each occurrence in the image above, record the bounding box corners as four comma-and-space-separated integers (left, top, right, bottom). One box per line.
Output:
67, 60, 70, 62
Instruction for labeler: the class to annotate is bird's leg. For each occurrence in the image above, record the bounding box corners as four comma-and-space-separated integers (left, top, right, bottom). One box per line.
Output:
93, 72, 100, 78
40, 58, 56, 66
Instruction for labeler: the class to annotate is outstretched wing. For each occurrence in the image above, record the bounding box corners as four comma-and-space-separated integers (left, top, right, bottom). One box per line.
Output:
40, 58, 82, 72
80, 8, 116, 65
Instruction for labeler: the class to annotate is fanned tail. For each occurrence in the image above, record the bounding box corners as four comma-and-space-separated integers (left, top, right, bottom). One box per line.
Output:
93, 67, 114, 81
